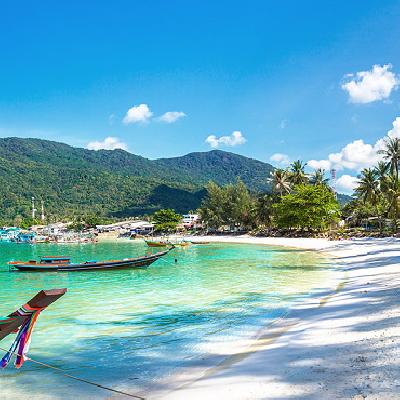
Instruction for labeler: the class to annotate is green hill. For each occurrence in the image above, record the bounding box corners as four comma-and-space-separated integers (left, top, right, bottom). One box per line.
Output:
0, 137, 274, 222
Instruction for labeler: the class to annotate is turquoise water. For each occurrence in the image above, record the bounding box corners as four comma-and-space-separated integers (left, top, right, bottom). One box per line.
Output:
0, 241, 329, 399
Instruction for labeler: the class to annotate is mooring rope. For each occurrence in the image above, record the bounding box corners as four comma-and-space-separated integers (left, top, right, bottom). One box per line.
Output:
0, 346, 145, 399
157, 257, 178, 266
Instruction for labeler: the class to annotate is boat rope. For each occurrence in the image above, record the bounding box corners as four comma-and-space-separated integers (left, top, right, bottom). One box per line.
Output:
0, 346, 146, 399
158, 257, 178, 266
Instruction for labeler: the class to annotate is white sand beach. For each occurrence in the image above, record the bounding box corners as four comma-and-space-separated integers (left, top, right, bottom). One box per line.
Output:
147, 236, 400, 400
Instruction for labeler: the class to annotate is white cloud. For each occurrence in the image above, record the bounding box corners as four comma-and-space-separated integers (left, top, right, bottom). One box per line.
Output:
308, 139, 382, 171
306, 117, 400, 173
123, 104, 153, 124
158, 111, 186, 123
307, 159, 331, 170
87, 136, 128, 151
328, 139, 382, 170
342, 64, 399, 103
387, 116, 400, 139
270, 153, 290, 166
205, 131, 246, 148
336, 174, 358, 194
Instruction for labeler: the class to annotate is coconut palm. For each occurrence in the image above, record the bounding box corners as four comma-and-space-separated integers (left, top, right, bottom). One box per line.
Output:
309, 168, 329, 186
378, 137, 400, 178
386, 174, 400, 230
289, 160, 308, 185
269, 169, 291, 196
374, 161, 389, 193
355, 168, 379, 204
355, 168, 385, 231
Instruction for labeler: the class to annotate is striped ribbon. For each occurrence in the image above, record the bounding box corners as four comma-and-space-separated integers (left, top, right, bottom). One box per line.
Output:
1, 303, 45, 369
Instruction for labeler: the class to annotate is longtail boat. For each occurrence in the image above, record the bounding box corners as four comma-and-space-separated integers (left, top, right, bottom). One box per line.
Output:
176, 241, 191, 247
0, 288, 67, 368
8, 248, 173, 272
145, 240, 169, 247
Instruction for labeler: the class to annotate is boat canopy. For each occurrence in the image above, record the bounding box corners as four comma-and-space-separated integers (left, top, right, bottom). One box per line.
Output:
40, 256, 71, 263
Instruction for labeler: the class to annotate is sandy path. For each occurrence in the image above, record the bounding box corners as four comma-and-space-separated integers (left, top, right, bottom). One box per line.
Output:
148, 237, 400, 400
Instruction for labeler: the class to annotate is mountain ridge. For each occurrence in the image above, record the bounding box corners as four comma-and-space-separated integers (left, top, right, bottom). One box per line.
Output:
0, 137, 274, 221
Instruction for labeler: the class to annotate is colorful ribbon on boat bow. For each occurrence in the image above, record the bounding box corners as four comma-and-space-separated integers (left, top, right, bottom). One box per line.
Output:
1, 303, 45, 369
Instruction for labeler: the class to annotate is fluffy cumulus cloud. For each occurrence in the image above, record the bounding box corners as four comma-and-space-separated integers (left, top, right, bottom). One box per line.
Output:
329, 139, 383, 170
158, 111, 186, 123
307, 117, 400, 174
87, 136, 128, 151
307, 159, 331, 170
307, 140, 382, 172
336, 174, 359, 194
205, 131, 246, 148
123, 104, 153, 124
269, 153, 290, 166
342, 64, 399, 103
387, 116, 400, 139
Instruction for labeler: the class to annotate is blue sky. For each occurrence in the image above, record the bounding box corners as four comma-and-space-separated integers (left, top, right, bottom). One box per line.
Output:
1, 1, 400, 192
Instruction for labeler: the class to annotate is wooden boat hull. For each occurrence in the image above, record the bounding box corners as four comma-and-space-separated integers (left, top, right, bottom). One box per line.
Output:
145, 241, 168, 247
0, 289, 67, 341
10, 250, 171, 272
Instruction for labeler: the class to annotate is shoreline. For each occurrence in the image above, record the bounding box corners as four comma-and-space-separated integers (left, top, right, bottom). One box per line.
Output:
142, 236, 400, 399
186, 234, 339, 250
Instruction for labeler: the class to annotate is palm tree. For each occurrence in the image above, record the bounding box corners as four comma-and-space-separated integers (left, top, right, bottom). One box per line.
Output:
374, 161, 389, 193
386, 174, 400, 231
309, 168, 329, 186
378, 137, 400, 178
356, 168, 383, 231
356, 168, 379, 204
269, 169, 291, 196
289, 160, 308, 185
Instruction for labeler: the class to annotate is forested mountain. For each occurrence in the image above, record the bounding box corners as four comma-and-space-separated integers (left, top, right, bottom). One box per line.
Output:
0, 137, 274, 222
337, 193, 354, 206
155, 150, 272, 192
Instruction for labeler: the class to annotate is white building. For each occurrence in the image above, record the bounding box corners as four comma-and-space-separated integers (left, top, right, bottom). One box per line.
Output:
96, 220, 154, 234
182, 214, 202, 229
42, 223, 69, 235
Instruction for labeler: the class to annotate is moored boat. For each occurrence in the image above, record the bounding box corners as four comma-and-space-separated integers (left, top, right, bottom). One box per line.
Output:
177, 241, 191, 247
145, 240, 169, 247
8, 248, 173, 272
0, 288, 67, 368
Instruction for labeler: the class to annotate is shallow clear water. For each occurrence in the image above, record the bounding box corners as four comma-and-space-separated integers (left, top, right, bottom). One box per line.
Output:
0, 241, 330, 398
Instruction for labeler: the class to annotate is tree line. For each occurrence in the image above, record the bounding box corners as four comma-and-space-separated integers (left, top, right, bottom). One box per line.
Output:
199, 161, 339, 232
343, 137, 400, 232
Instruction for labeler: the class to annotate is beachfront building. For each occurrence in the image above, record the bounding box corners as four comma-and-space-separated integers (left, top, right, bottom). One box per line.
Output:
182, 214, 202, 230
15, 231, 36, 243
96, 220, 154, 235
127, 221, 154, 235
0, 227, 20, 241
42, 223, 70, 236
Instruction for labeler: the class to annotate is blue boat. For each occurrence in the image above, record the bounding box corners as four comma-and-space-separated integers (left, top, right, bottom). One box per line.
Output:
9, 248, 174, 272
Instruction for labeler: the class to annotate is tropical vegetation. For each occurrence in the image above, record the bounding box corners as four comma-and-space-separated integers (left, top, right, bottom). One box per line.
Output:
344, 137, 400, 232
0, 137, 273, 225
200, 162, 340, 232
152, 209, 182, 232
